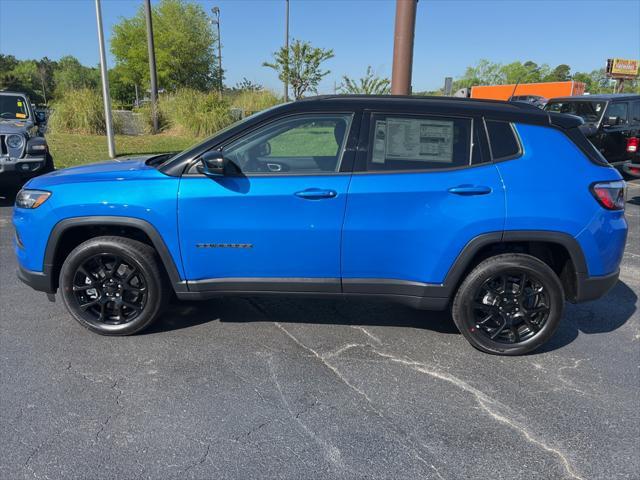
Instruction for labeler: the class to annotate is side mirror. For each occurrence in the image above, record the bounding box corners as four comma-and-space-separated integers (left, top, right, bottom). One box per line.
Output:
35, 111, 47, 124
199, 150, 226, 177
258, 141, 271, 157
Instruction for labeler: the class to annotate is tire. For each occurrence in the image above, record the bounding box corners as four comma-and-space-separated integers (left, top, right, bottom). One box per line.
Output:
452, 253, 564, 356
59, 236, 168, 335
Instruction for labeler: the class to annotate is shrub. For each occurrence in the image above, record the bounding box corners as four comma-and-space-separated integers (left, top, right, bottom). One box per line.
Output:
150, 89, 233, 137
227, 89, 282, 116
48, 88, 123, 135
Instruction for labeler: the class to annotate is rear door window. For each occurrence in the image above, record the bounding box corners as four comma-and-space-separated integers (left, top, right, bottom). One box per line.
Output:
485, 120, 522, 161
365, 114, 474, 171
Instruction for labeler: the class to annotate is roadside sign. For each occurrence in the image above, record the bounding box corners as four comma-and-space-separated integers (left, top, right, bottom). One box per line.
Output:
606, 58, 639, 79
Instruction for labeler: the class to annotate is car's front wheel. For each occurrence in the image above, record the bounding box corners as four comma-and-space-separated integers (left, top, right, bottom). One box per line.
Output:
59, 236, 168, 335
452, 253, 564, 355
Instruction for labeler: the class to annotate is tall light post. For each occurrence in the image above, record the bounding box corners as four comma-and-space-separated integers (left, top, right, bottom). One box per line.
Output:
284, 0, 289, 102
211, 7, 223, 95
144, 0, 159, 133
94, 0, 115, 158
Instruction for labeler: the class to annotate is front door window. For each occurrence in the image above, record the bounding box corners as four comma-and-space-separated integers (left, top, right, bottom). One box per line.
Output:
223, 114, 353, 174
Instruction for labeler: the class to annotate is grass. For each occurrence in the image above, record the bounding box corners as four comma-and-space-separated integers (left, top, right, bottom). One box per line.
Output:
48, 133, 200, 169
48, 126, 338, 169
270, 127, 338, 157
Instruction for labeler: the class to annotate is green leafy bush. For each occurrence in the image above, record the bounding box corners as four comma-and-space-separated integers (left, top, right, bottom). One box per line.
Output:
48, 88, 123, 135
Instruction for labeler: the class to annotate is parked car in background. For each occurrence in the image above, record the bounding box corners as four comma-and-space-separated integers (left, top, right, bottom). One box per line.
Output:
622, 141, 640, 178
510, 95, 547, 108
545, 94, 640, 169
14, 96, 627, 356
0, 91, 53, 195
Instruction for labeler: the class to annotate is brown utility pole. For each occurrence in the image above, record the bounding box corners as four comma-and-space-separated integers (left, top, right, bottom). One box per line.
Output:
390, 0, 418, 95
144, 0, 159, 133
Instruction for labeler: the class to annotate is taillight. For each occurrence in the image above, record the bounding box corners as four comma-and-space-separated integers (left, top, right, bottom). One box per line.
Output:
590, 181, 626, 210
627, 137, 638, 153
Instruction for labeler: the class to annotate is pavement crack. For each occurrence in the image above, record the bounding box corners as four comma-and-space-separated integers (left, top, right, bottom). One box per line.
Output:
351, 325, 383, 345
267, 354, 350, 474
273, 323, 440, 478
274, 322, 378, 409
556, 359, 592, 396
181, 442, 211, 476
369, 349, 584, 480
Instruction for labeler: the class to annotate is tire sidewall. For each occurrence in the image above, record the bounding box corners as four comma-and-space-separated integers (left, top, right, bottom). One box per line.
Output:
453, 255, 564, 355
59, 239, 163, 335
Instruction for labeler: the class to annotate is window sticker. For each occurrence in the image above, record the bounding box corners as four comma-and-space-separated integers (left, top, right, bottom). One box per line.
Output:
372, 120, 386, 164
383, 118, 454, 163
17, 101, 23, 107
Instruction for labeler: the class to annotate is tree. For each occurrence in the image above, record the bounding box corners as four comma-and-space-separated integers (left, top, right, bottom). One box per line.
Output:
233, 78, 263, 92
263, 39, 334, 100
544, 64, 571, 82
53, 55, 99, 96
110, 0, 219, 94
340, 66, 390, 95
36, 57, 57, 104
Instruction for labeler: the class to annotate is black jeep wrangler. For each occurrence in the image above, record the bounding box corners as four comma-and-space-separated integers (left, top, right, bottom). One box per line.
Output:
545, 94, 640, 169
0, 91, 53, 196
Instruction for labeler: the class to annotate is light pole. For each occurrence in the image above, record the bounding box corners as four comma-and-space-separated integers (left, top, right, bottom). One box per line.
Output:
284, 0, 289, 102
211, 7, 223, 95
94, 0, 115, 158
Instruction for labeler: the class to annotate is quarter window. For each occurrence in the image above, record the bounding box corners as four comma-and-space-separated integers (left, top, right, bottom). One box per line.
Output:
366, 115, 473, 171
486, 120, 521, 160
222, 114, 352, 174
604, 103, 628, 125
630, 101, 640, 124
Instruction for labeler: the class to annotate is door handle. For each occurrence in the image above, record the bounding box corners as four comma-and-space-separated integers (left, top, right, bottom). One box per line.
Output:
294, 188, 337, 200
447, 185, 492, 195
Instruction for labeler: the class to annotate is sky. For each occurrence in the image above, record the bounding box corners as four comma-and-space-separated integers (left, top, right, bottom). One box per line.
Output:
1, 0, 639, 94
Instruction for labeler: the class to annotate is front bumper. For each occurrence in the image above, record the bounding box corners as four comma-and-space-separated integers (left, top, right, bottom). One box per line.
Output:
17, 263, 55, 294
574, 269, 619, 303
0, 155, 47, 177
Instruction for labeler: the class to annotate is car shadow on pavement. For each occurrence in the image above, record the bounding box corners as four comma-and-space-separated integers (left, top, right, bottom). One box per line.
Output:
536, 280, 637, 354
147, 295, 459, 336
147, 281, 636, 353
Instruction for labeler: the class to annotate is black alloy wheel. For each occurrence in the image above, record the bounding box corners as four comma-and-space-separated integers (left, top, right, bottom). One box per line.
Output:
72, 253, 147, 326
471, 271, 550, 344
59, 236, 168, 335
452, 253, 564, 355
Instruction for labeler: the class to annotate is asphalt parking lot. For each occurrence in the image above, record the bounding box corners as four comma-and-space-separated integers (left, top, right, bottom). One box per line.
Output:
1, 181, 638, 480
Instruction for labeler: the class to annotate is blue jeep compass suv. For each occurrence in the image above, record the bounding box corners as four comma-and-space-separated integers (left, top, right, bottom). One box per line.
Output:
13, 96, 627, 355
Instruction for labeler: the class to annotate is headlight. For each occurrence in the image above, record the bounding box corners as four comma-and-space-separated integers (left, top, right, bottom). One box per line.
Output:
6, 134, 25, 149
15, 189, 51, 209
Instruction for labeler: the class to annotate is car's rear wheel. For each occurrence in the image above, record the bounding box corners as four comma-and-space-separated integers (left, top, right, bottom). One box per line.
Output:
59, 236, 168, 335
452, 253, 564, 355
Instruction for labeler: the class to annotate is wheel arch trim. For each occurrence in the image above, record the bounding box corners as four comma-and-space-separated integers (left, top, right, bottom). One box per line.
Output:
43, 216, 186, 293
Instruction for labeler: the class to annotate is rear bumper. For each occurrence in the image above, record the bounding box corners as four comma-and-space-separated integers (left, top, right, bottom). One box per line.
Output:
622, 162, 640, 178
574, 269, 619, 303
17, 263, 54, 294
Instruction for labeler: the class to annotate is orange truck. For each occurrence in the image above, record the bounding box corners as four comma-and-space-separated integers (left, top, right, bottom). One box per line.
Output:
470, 81, 586, 100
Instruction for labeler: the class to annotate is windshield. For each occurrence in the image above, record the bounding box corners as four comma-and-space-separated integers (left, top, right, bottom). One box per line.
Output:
545, 100, 606, 124
0, 95, 30, 120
